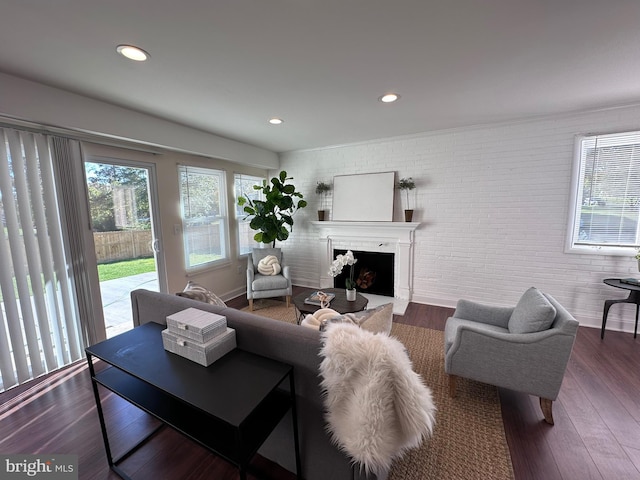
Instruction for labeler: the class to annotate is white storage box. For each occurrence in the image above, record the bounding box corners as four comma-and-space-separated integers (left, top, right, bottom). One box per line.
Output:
166, 308, 227, 343
162, 327, 236, 367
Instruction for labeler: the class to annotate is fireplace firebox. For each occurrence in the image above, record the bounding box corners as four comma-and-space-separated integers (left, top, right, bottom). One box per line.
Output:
332, 249, 394, 297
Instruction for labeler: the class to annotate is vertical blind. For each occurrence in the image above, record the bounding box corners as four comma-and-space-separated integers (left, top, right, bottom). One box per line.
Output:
573, 131, 640, 248
0, 128, 83, 392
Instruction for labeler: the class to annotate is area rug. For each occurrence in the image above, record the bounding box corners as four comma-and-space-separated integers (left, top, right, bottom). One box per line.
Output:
242, 300, 515, 480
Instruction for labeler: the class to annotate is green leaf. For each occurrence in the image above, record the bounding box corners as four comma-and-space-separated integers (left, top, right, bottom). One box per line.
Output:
282, 184, 295, 194
277, 228, 289, 241
279, 170, 287, 182
271, 177, 282, 189
250, 217, 264, 230
238, 197, 247, 206
280, 196, 293, 209
282, 215, 293, 226
298, 199, 308, 208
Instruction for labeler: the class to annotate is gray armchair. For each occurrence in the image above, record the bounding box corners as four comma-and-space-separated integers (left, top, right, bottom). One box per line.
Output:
444, 288, 579, 425
247, 247, 292, 311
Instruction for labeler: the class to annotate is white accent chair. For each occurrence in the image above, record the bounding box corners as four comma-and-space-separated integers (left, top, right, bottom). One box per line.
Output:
246, 248, 292, 311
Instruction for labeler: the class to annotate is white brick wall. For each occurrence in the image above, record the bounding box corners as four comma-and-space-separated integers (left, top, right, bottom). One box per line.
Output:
279, 105, 640, 333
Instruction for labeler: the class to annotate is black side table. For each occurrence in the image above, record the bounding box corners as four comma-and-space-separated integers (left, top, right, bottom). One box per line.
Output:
602, 278, 640, 339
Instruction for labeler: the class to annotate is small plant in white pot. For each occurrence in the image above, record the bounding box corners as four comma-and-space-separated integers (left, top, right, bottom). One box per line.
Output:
396, 177, 416, 222
315, 181, 332, 221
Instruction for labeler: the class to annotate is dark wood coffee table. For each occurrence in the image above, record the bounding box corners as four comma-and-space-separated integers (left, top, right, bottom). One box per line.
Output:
293, 288, 368, 324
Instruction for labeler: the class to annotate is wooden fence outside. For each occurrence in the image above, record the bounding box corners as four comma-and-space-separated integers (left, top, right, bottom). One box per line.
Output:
94, 230, 153, 263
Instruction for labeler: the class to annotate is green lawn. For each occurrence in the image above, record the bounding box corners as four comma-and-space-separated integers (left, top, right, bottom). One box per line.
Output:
0, 258, 156, 301
98, 257, 156, 282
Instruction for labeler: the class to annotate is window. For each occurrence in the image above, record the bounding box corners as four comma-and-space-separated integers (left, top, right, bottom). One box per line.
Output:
178, 166, 228, 269
568, 131, 640, 253
234, 173, 265, 255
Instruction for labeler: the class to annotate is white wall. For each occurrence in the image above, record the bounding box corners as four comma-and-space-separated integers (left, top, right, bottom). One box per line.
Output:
0, 72, 278, 169
279, 105, 640, 333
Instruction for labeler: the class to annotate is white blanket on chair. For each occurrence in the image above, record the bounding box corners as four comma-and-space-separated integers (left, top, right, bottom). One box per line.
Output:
319, 323, 436, 475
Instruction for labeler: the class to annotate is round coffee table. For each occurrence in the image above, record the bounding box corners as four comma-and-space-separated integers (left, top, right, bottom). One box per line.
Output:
293, 288, 368, 324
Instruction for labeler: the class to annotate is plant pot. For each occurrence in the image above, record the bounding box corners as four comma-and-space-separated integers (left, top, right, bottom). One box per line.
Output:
318, 210, 326, 221
346, 288, 357, 301
404, 209, 414, 222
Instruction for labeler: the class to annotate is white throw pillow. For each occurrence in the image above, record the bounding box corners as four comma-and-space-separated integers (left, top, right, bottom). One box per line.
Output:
257, 255, 281, 275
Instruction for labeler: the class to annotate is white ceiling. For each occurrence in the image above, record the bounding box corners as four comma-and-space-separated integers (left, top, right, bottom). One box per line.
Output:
1, 0, 640, 153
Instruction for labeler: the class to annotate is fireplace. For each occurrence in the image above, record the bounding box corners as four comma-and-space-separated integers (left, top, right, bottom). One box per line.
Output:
333, 249, 394, 296
311, 220, 419, 301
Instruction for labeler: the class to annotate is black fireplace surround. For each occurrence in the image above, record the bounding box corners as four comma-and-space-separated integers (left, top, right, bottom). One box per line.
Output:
332, 249, 394, 297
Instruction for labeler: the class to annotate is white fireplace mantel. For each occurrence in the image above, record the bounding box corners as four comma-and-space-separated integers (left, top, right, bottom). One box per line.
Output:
310, 221, 420, 301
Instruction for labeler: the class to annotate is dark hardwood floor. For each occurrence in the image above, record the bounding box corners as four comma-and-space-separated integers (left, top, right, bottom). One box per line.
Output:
1, 286, 639, 479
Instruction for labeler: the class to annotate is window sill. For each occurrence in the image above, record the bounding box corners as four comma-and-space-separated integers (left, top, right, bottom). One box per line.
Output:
186, 260, 232, 277
566, 244, 636, 257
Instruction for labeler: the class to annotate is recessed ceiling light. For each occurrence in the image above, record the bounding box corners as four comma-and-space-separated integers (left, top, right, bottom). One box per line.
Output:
116, 44, 150, 62
269, 118, 284, 125
379, 93, 400, 103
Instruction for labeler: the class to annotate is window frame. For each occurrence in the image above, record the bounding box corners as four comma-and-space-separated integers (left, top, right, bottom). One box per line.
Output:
566, 132, 640, 256
178, 165, 230, 271
233, 173, 265, 257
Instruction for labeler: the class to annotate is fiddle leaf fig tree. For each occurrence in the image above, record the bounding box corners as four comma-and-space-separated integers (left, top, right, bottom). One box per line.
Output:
238, 170, 307, 247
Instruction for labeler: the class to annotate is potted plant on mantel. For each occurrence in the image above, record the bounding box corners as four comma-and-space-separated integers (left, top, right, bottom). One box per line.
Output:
396, 177, 416, 222
237, 171, 307, 247
315, 181, 332, 221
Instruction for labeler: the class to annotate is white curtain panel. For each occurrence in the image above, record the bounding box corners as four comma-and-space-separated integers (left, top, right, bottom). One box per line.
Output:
0, 128, 83, 392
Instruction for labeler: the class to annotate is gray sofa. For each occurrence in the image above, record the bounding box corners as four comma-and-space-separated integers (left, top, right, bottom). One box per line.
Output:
131, 288, 382, 480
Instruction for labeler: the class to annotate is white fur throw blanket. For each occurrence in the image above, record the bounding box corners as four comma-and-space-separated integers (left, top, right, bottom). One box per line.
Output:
319, 323, 436, 475
257, 255, 281, 275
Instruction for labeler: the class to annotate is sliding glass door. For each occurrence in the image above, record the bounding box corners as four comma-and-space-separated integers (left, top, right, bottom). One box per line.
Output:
84, 158, 166, 338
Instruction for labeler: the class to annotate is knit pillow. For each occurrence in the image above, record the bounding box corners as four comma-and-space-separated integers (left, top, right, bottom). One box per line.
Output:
301, 308, 342, 330
175, 281, 226, 307
257, 255, 281, 275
